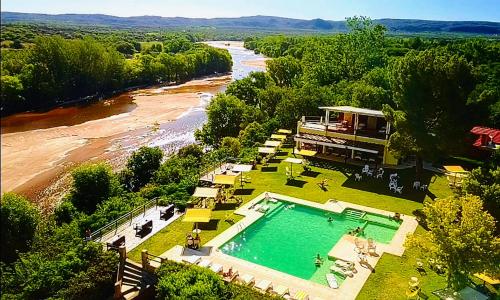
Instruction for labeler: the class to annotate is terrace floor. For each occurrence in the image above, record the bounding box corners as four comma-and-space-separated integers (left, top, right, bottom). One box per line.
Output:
128, 147, 452, 299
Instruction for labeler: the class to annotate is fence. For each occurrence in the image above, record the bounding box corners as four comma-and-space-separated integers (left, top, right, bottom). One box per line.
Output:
88, 197, 159, 242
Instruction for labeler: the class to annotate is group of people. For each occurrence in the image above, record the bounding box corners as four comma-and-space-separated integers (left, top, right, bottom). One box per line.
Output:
348, 226, 364, 236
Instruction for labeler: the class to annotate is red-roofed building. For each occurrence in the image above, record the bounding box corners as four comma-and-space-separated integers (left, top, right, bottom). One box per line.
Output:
470, 126, 500, 150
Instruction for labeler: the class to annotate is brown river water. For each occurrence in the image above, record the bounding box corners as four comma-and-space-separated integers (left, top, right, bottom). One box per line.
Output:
0, 41, 266, 211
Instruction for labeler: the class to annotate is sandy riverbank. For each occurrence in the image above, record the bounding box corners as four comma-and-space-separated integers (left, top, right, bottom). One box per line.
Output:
241, 58, 269, 69
1, 75, 231, 198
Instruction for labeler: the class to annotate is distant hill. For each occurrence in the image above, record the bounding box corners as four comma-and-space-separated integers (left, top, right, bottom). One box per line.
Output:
2, 12, 499, 35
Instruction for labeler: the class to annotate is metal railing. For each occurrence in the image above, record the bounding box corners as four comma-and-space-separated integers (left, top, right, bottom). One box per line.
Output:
88, 197, 159, 242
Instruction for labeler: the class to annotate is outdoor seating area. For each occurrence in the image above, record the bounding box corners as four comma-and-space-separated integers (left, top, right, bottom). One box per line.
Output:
178, 255, 314, 300
106, 235, 125, 250
134, 219, 153, 237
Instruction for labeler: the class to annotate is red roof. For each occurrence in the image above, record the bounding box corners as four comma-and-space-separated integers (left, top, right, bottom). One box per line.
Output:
470, 126, 500, 146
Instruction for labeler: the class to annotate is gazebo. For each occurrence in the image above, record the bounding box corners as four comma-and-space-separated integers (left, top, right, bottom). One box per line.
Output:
192, 187, 219, 208
278, 129, 292, 135
284, 157, 303, 178
183, 208, 212, 234
232, 164, 253, 187
271, 134, 287, 141
443, 165, 469, 186
264, 140, 281, 148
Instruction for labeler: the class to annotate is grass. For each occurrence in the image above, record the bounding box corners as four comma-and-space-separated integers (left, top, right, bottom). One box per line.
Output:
128, 147, 454, 299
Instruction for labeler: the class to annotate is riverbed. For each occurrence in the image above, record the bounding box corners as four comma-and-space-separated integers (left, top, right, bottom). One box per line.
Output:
0, 41, 266, 209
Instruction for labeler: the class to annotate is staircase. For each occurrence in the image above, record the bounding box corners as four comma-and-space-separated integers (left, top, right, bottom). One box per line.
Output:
119, 260, 156, 300
344, 209, 366, 220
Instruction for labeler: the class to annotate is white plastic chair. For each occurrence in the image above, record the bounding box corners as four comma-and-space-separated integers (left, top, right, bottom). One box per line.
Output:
413, 181, 420, 189
355, 173, 362, 181
396, 186, 404, 194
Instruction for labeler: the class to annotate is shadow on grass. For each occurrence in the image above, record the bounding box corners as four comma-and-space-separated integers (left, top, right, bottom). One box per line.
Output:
234, 188, 255, 196
309, 158, 356, 177
197, 219, 220, 230
341, 167, 434, 203
301, 170, 321, 178
268, 158, 283, 164
285, 179, 307, 188
214, 203, 239, 210
261, 166, 278, 172
276, 151, 288, 156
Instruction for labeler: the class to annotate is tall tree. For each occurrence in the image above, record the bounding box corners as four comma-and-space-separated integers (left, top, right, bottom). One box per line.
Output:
406, 196, 499, 290
386, 48, 475, 177
126, 146, 164, 190
0, 193, 40, 262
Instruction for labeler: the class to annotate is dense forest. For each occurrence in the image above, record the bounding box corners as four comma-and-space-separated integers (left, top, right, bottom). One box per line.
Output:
0, 32, 232, 115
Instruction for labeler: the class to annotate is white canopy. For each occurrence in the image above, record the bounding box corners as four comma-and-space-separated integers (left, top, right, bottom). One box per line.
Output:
192, 187, 219, 198
284, 157, 303, 164
232, 164, 253, 172
264, 140, 281, 147
258, 147, 276, 154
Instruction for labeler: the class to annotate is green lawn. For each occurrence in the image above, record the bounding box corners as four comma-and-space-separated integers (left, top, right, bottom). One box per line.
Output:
129, 147, 454, 299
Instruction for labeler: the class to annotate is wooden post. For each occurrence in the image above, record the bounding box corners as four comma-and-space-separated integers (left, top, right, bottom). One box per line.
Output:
114, 280, 122, 299
141, 250, 149, 269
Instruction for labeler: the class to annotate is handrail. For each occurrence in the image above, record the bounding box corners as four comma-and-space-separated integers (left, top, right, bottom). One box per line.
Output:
88, 197, 159, 242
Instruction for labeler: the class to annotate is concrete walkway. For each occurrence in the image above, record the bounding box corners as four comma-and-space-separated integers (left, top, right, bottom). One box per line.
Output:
100, 206, 183, 251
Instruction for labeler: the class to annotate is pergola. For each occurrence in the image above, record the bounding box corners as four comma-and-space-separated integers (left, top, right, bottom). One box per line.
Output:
183, 208, 212, 233
284, 157, 303, 177
258, 147, 276, 155
264, 140, 281, 148
192, 187, 219, 208
278, 129, 292, 134
232, 164, 253, 187
271, 134, 287, 141
443, 165, 469, 186
213, 174, 238, 185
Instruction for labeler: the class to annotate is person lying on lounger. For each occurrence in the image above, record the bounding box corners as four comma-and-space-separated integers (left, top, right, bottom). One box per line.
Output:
314, 254, 323, 266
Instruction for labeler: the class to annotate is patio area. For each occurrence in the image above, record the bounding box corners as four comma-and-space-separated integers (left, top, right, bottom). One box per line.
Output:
128, 147, 453, 299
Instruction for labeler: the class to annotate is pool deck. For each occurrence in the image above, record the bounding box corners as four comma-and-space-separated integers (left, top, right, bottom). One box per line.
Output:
159, 192, 418, 300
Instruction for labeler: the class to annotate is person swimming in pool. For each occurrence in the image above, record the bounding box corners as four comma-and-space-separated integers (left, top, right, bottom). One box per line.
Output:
314, 254, 323, 266
327, 216, 333, 223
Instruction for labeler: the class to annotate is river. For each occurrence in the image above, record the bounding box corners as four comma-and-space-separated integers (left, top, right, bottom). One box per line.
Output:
0, 41, 266, 209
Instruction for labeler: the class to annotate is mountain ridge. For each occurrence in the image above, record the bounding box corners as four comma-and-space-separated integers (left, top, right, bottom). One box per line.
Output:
2, 12, 499, 35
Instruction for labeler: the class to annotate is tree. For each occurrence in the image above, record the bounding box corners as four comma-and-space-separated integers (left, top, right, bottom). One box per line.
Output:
1, 75, 25, 115
267, 55, 302, 87
0, 193, 40, 262
461, 166, 500, 224
126, 146, 163, 190
220, 137, 241, 158
239, 122, 266, 147
70, 163, 119, 214
406, 196, 500, 290
195, 94, 246, 146
386, 49, 475, 177
178, 144, 203, 159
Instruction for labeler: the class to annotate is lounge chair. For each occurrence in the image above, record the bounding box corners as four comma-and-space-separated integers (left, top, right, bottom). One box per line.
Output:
326, 273, 339, 289
255, 279, 273, 292
239, 274, 255, 285
209, 263, 223, 274
253, 204, 263, 211
330, 265, 354, 277
273, 285, 290, 297
257, 205, 270, 213
335, 260, 356, 272
367, 238, 377, 255
182, 255, 201, 264
223, 269, 239, 282
293, 290, 310, 300
197, 259, 211, 268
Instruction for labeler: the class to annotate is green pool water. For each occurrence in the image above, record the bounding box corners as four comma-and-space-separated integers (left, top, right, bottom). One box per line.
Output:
220, 200, 399, 287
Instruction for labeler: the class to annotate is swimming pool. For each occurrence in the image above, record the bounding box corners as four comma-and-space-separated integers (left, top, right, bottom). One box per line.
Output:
220, 200, 400, 287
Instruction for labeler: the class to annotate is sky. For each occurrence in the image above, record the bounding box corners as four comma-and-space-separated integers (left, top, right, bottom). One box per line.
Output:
2, 0, 499, 22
